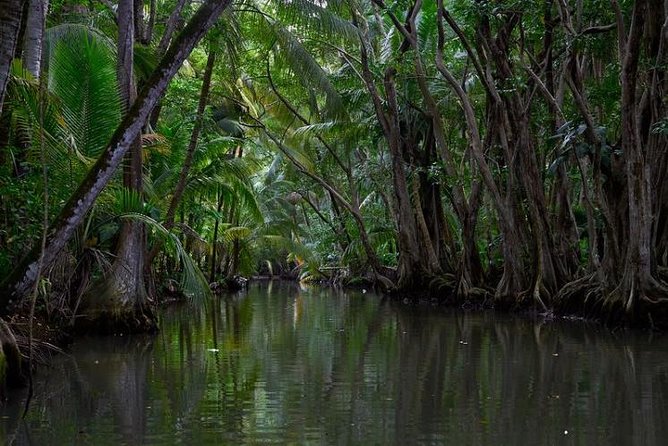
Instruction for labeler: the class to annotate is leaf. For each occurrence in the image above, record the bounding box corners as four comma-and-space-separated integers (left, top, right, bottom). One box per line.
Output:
554, 121, 572, 136
547, 156, 566, 175
275, 0, 361, 43
223, 226, 252, 242
292, 121, 337, 137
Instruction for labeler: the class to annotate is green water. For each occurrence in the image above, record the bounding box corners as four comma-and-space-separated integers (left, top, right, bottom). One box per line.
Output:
2, 282, 668, 445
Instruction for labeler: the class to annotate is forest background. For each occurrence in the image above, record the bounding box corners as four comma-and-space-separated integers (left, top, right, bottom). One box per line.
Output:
0, 0, 666, 348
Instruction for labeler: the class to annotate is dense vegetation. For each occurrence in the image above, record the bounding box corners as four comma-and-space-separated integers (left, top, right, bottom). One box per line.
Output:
0, 0, 667, 375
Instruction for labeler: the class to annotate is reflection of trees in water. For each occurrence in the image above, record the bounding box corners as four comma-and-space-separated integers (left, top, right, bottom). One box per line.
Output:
0, 334, 154, 445
5, 284, 668, 444
387, 309, 668, 445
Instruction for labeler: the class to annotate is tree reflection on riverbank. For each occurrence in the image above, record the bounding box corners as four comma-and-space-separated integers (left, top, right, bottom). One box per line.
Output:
3, 282, 668, 445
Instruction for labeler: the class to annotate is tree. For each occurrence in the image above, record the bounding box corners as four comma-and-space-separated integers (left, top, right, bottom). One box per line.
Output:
79, 0, 153, 331
22, 0, 49, 77
0, 0, 27, 115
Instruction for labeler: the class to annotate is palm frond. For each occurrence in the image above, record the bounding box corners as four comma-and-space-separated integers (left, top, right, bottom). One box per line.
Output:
272, 23, 345, 119
43, 24, 116, 71
8, 60, 71, 172
49, 29, 121, 158
291, 121, 337, 137
110, 187, 145, 214
260, 234, 316, 264
275, 0, 360, 43
133, 44, 160, 83
223, 226, 252, 242
416, 1, 438, 53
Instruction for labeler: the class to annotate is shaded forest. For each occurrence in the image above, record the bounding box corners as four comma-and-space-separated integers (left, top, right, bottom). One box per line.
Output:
0, 0, 667, 383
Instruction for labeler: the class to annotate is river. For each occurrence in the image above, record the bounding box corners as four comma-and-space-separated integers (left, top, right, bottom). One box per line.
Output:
2, 281, 667, 445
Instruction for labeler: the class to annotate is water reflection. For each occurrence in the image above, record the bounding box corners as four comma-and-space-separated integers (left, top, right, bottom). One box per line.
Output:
2, 282, 668, 445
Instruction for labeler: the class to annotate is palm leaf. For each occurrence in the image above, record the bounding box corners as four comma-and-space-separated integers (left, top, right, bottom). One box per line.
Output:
291, 121, 337, 137
272, 23, 345, 119
223, 226, 252, 242
8, 60, 71, 171
48, 30, 121, 158
43, 24, 116, 71
275, 0, 360, 43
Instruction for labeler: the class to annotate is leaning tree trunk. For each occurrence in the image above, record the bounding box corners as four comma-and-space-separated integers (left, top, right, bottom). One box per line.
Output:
149, 0, 190, 127
147, 49, 216, 264
158, 0, 189, 53
0, 0, 234, 313
0, 0, 27, 115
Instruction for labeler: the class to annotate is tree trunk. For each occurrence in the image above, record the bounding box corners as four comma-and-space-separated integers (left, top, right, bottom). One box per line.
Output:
147, 49, 216, 264
0, 0, 27, 115
383, 69, 431, 287
148, 0, 189, 127
613, 0, 659, 317
359, 3, 441, 289
144, 0, 156, 44
22, 0, 48, 77
83, 0, 153, 332
436, 2, 527, 302
158, 0, 189, 53
134, 0, 145, 43
0, 0, 234, 311
209, 187, 224, 283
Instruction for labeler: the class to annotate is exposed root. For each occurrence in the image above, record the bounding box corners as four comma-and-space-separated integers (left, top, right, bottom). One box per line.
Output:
77, 285, 157, 334
374, 273, 397, 292
75, 305, 158, 335
554, 272, 668, 329
638, 276, 668, 304
0, 319, 26, 394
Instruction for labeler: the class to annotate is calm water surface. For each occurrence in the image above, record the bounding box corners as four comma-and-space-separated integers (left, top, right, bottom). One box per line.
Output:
2, 282, 668, 445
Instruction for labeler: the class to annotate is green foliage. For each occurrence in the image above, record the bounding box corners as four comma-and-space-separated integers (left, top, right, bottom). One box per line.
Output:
4, 0, 665, 321
48, 26, 121, 158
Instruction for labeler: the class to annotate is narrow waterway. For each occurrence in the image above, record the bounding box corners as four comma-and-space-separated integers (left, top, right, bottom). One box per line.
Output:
2, 282, 668, 445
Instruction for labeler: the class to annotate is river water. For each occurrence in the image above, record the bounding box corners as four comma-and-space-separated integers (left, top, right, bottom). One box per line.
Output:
2, 282, 668, 445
